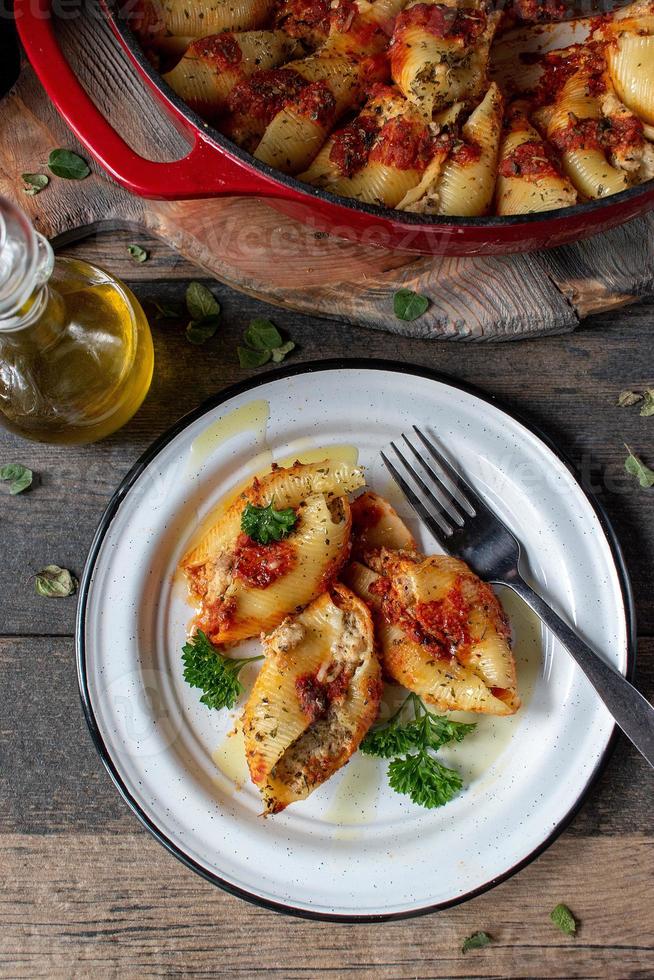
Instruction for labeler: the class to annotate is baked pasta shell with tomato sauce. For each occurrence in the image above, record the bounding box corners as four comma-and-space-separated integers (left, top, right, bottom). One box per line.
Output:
496, 100, 577, 214
370, 548, 519, 709
242, 584, 381, 814
181, 461, 364, 645
344, 560, 516, 715
162, 31, 303, 120
351, 490, 417, 555
137, 0, 274, 37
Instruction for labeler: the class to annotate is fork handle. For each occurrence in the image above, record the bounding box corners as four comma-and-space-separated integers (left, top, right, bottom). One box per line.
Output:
506, 576, 654, 768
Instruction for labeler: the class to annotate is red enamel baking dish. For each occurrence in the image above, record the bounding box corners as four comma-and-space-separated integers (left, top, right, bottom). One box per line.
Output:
15, 0, 654, 254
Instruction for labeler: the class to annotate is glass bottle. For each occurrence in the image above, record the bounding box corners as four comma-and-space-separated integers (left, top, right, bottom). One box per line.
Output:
0, 197, 154, 444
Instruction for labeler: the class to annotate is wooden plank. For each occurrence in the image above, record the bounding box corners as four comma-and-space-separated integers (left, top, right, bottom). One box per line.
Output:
1, 831, 652, 977
1, 637, 652, 836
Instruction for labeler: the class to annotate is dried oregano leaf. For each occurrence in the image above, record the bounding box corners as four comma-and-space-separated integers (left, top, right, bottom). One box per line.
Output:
0, 463, 33, 495
35, 564, 78, 598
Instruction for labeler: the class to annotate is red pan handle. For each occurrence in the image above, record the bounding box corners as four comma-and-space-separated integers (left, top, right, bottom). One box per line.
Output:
14, 0, 282, 200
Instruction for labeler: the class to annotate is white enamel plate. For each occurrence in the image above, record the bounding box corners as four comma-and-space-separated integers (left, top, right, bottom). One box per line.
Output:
77, 361, 634, 920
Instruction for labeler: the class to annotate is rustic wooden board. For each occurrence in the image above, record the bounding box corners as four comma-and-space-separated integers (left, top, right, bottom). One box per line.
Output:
1, 9, 653, 340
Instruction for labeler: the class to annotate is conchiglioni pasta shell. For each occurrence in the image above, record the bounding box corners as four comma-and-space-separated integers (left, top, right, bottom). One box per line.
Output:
607, 34, 654, 125
496, 125, 577, 215
255, 111, 329, 173
162, 32, 300, 118
351, 491, 417, 554
328, 163, 423, 206
437, 82, 503, 216
150, 0, 273, 36
344, 562, 515, 715
561, 148, 629, 198
182, 461, 364, 643
243, 584, 381, 813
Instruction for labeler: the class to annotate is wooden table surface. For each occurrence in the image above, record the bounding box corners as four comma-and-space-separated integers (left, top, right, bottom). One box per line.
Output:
1, 228, 654, 979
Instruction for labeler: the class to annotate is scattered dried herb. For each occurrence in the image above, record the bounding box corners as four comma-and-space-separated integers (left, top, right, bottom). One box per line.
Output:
0, 463, 33, 495
239, 318, 294, 367
48, 149, 90, 180
35, 564, 77, 598
183, 283, 221, 344
186, 282, 220, 321
21, 173, 49, 196
393, 288, 429, 321
550, 903, 577, 936
127, 244, 148, 264
624, 445, 654, 488
617, 390, 642, 408
640, 389, 654, 417
461, 931, 492, 953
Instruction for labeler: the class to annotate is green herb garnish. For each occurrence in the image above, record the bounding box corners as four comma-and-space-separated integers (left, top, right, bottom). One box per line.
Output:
35, 564, 77, 598
550, 903, 577, 936
271, 340, 295, 363
238, 318, 295, 368
0, 463, 33, 495
149, 299, 183, 320
640, 389, 654, 417
238, 347, 271, 368
361, 693, 475, 809
127, 244, 148, 263
182, 629, 263, 711
183, 283, 221, 345
617, 390, 642, 407
186, 319, 220, 345
461, 931, 492, 954
244, 318, 283, 351
241, 499, 297, 544
388, 752, 463, 808
624, 445, 654, 488
48, 149, 90, 180
186, 282, 220, 321
21, 173, 49, 196
393, 288, 429, 322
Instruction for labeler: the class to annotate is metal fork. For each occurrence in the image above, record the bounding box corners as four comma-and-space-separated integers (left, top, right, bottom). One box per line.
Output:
382, 426, 654, 768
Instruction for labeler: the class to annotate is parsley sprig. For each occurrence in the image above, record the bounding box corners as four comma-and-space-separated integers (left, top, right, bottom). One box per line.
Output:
361, 693, 476, 809
241, 498, 297, 544
182, 630, 263, 711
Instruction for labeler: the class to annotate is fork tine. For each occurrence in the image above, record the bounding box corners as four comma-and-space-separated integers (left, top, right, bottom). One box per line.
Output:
412, 426, 484, 516
395, 438, 465, 528
381, 451, 453, 539
400, 433, 466, 526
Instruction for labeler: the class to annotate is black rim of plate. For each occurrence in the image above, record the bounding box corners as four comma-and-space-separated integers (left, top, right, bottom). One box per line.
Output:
76, 358, 637, 923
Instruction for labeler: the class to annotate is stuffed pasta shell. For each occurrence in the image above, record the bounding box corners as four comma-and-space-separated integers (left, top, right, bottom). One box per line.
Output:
247, 0, 407, 173
532, 44, 639, 198
162, 32, 302, 120
399, 81, 503, 214
345, 548, 519, 714
351, 490, 417, 554
181, 460, 364, 644
596, 0, 654, 126
135, 0, 274, 41
242, 584, 382, 813
390, 0, 499, 118
299, 85, 436, 205
496, 100, 577, 214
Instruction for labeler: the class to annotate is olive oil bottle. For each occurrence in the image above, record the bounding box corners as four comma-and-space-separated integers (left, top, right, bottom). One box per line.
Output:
0, 198, 154, 444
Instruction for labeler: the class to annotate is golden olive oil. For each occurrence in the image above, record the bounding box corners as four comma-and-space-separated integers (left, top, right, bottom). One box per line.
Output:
0, 257, 154, 444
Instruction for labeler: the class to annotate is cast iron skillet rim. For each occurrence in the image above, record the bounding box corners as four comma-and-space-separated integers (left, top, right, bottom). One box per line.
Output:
76, 357, 637, 923
105, 0, 654, 230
